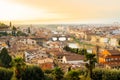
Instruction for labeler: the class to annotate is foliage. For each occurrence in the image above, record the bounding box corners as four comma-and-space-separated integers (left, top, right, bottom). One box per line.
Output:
0, 67, 13, 80
84, 68, 120, 80
16, 31, 28, 36
0, 23, 10, 36
84, 53, 97, 80
63, 45, 87, 55
0, 23, 9, 36
0, 48, 12, 68
28, 27, 31, 33
92, 68, 103, 80
102, 69, 120, 80
44, 68, 64, 80
65, 69, 85, 80
22, 66, 45, 80
12, 26, 17, 31
11, 57, 26, 80
44, 69, 53, 74
12, 26, 17, 36
92, 68, 120, 80
72, 36, 94, 46
52, 67, 64, 80
0, 32, 8, 36
44, 69, 54, 80
0, 23, 9, 28
118, 40, 120, 46
12, 57, 44, 80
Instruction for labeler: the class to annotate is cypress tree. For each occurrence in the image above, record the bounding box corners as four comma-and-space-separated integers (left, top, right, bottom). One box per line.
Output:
0, 48, 12, 68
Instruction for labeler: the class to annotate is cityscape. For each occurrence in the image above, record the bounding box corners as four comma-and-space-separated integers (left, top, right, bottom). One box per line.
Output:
0, 0, 120, 80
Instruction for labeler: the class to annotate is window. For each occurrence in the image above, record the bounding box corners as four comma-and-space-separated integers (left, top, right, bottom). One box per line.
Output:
32, 41, 34, 44
111, 58, 114, 61
106, 58, 108, 62
106, 58, 110, 62
109, 58, 111, 61
115, 58, 118, 60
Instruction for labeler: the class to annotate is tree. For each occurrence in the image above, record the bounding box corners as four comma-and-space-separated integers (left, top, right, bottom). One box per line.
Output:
16, 31, 28, 36
22, 66, 44, 80
81, 48, 87, 55
84, 53, 97, 80
11, 57, 26, 80
44, 69, 54, 80
65, 70, 80, 80
12, 57, 45, 80
63, 45, 71, 51
0, 67, 13, 80
0, 22, 9, 28
118, 40, 120, 46
12, 26, 17, 36
52, 67, 64, 80
6, 40, 11, 47
28, 27, 31, 33
0, 48, 12, 68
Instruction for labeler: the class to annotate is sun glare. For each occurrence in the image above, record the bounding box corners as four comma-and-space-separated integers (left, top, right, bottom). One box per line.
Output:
0, 0, 62, 21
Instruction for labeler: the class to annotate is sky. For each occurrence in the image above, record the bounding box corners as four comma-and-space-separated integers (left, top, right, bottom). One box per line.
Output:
0, 0, 120, 24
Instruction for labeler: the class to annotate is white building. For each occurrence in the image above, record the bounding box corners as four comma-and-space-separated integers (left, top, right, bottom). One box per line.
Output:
109, 38, 118, 47
19, 38, 36, 45
24, 50, 48, 62
99, 37, 109, 43
37, 58, 53, 64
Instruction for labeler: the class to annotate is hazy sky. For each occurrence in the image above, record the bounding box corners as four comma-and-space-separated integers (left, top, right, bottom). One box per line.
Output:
0, 0, 120, 24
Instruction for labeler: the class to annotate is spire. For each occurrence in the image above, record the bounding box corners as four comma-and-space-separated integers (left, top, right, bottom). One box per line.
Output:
9, 21, 12, 28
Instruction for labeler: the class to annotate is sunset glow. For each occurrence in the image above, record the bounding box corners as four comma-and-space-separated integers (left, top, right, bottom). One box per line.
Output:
0, 0, 120, 24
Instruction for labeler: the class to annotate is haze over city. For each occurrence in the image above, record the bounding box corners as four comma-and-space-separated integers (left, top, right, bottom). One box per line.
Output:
1, 0, 120, 80
0, 0, 120, 24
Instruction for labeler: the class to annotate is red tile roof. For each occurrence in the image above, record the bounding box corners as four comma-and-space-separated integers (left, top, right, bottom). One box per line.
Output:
65, 55, 84, 61
107, 50, 120, 56
40, 62, 54, 70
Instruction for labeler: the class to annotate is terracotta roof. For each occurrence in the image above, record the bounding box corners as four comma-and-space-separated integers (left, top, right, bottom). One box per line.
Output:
40, 62, 54, 70
106, 55, 120, 58
107, 50, 120, 56
65, 55, 84, 61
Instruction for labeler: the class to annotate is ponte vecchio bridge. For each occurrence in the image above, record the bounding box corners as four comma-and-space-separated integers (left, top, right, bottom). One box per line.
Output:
51, 34, 71, 41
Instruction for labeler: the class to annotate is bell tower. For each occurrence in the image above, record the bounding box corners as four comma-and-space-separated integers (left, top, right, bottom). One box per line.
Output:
9, 21, 12, 28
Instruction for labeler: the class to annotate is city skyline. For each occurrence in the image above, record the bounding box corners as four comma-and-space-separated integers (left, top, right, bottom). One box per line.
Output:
0, 0, 120, 24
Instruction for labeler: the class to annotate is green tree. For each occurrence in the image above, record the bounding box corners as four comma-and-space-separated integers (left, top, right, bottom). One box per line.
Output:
78, 49, 82, 54
0, 67, 13, 80
16, 31, 28, 36
0, 23, 9, 28
12, 26, 17, 36
44, 69, 54, 80
22, 66, 44, 80
12, 57, 26, 80
28, 27, 31, 33
81, 48, 87, 55
118, 40, 120, 46
12, 57, 45, 80
63, 45, 71, 51
0, 48, 12, 68
0, 32, 8, 36
52, 67, 64, 80
65, 70, 80, 80
84, 53, 97, 80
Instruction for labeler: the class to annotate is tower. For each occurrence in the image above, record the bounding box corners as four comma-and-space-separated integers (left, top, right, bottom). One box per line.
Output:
96, 45, 100, 64
9, 21, 12, 28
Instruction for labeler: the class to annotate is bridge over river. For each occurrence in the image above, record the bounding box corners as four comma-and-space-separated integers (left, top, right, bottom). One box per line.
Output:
51, 34, 71, 41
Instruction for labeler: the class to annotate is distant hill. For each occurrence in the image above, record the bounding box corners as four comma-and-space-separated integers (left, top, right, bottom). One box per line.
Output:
0, 23, 9, 28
